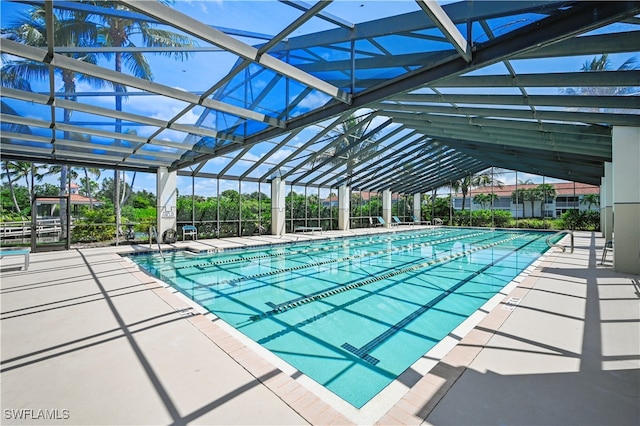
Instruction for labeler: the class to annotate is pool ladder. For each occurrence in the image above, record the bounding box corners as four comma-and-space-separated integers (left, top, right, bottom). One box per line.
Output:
546, 230, 574, 254
149, 226, 165, 261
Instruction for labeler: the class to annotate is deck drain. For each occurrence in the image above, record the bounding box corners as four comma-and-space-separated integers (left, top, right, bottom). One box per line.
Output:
502, 297, 521, 311
176, 308, 196, 317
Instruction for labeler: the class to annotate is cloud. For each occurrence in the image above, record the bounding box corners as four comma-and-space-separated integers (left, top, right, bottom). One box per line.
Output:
294, 92, 330, 111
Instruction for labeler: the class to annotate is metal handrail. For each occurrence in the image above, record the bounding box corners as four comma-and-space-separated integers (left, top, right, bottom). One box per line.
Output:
546, 230, 574, 254
149, 226, 165, 261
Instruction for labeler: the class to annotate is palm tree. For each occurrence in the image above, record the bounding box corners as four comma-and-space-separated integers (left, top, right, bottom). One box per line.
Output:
1, 162, 23, 213
452, 170, 504, 211
562, 54, 638, 110
473, 193, 499, 210
82, 167, 102, 209
581, 194, 600, 210
522, 187, 541, 218
537, 183, 556, 204
537, 183, 556, 218
327, 114, 380, 182
2, 6, 113, 234
511, 188, 526, 218
87, 1, 195, 228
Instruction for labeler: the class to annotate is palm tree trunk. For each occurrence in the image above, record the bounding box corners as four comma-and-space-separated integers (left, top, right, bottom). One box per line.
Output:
3, 162, 21, 213
121, 172, 136, 206
83, 168, 93, 210
114, 51, 123, 230
115, 170, 121, 239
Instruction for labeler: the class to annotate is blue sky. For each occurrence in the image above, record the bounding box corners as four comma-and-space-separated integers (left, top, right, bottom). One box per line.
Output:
2, 1, 635, 195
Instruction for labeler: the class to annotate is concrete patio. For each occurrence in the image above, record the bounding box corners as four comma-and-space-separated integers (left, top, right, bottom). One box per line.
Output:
1, 229, 638, 425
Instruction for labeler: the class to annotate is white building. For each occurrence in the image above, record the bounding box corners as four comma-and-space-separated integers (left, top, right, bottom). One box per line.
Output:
452, 182, 600, 219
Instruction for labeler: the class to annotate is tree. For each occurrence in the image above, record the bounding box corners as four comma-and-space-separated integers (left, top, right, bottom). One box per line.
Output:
522, 187, 541, 218
562, 54, 638, 112
81, 168, 101, 209
326, 113, 380, 182
581, 194, 600, 210
537, 183, 556, 204
452, 170, 504, 211
473, 193, 499, 210
1, 162, 22, 213
88, 2, 196, 229
2, 6, 113, 234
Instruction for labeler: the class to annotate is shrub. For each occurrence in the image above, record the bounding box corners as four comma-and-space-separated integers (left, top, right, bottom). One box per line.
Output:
452, 210, 512, 227
71, 208, 116, 243
560, 210, 600, 231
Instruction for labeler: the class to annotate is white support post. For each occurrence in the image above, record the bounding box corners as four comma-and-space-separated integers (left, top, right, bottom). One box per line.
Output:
338, 185, 350, 231
604, 162, 614, 243
156, 167, 177, 239
612, 126, 640, 274
600, 177, 605, 238
271, 177, 286, 236
413, 193, 421, 223
382, 189, 392, 228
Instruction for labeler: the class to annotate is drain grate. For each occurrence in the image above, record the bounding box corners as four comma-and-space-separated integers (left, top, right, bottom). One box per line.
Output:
502, 297, 521, 311
176, 307, 196, 317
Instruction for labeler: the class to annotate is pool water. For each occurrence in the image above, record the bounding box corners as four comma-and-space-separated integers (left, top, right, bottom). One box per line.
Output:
129, 228, 557, 408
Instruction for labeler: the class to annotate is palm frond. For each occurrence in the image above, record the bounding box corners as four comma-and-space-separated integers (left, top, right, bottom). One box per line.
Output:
1, 61, 50, 85
0, 68, 33, 91
1, 101, 32, 134
121, 43, 153, 80
139, 27, 197, 61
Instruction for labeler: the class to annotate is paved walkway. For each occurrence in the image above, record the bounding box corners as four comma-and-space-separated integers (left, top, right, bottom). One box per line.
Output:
1, 229, 637, 425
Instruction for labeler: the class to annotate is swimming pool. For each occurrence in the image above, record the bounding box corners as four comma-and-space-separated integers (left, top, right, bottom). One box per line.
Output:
129, 228, 558, 408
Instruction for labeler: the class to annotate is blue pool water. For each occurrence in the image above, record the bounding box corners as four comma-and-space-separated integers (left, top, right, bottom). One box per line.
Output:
128, 228, 557, 408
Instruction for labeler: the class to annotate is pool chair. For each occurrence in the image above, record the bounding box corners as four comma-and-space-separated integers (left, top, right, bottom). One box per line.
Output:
182, 225, 198, 241
392, 216, 412, 226
376, 216, 386, 226
601, 240, 613, 265
433, 218, 444, 225
411, 215, 431, 225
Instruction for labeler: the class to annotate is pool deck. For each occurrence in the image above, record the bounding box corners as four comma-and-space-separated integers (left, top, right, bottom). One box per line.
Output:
1, 228, 638, 425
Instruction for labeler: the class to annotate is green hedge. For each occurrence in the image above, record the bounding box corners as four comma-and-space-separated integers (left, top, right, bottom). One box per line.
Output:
452, 210, 512, 227
559, 210, 600, 231
71, 209, 116, 243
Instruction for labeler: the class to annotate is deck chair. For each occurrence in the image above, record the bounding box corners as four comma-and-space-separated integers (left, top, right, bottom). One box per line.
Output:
376, 216, 386, 226
392, 216, 412, 225
182, 225, 198, 241
433, 218, 444, 225
601, 240, 613, 265
410, 215, 431, 225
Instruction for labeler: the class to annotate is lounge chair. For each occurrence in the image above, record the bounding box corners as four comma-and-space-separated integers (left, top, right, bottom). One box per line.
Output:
294, 226, 322, 234
376, 216, 386, 226
433, 218, 444, 225
392, 216, 413, 225
411, 215, 431, 225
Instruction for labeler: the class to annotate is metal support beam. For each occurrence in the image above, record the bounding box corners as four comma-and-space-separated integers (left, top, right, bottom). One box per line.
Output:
1, 39, 284, 129
415, 0, 471, 62
121, 0, 351, 105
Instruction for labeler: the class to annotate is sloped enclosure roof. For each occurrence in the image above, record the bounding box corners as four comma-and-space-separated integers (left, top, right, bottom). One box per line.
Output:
1, 1, 639, 192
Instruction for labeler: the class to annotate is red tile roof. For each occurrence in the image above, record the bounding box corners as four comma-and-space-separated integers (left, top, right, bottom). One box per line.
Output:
37, 194, 103, 205
461, 182, 599, 197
